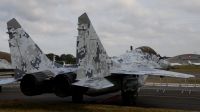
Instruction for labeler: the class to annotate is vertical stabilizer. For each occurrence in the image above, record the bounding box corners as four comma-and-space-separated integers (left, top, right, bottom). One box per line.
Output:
76, 13, 111, 79
7, 18, 62, 79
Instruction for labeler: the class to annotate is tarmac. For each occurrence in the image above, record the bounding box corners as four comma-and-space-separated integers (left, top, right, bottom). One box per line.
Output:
0, 72, 200, 111
0, 86, 200, 111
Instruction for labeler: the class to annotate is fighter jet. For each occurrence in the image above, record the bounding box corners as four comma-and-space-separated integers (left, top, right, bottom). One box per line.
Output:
0, 13, 194, 105
188, 60, 200, 67
74, 13, 195, 105
2, 18, 77, 97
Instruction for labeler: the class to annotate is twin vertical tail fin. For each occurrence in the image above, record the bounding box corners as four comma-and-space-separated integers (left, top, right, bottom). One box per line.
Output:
7, 18, 62, 79
76, 13, 111, 79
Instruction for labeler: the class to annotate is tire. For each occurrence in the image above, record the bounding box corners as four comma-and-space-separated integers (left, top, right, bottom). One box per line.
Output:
72, 93, 83, 103
121, 91, 138, 105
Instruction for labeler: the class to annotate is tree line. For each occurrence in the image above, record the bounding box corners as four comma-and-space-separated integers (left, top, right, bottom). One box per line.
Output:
46, 53, 76, 65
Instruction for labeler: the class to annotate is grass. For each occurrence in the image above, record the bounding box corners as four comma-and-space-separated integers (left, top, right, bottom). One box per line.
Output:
0, 72, 14, 74
170, 65, 200, 73
0, 101, 189, 112
146, 76, 200, 84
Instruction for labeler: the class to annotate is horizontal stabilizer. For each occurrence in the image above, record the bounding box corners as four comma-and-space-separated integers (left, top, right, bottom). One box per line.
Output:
0, 78, 17, 85
72, 76, 114, 89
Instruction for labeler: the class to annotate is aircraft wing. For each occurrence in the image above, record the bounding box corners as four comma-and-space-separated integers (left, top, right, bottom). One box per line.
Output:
0, 78, 17, 85
111, 67, 194, 78
72, 76, 114, 89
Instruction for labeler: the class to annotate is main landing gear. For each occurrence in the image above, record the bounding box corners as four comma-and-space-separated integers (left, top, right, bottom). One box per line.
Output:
72, 93, 83, 103
72, 86, 86, 103
121, 90, 138, 105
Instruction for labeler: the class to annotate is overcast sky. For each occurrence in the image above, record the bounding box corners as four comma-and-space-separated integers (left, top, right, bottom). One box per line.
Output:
0, 0, 200, 57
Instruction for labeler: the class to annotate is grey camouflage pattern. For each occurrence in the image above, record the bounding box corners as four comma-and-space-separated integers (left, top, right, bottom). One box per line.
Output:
0, 59, 14, 69
76, 13, 194, 88
73, 76, 114, 89
77, 13, 111, 79
7, 18, 76, 79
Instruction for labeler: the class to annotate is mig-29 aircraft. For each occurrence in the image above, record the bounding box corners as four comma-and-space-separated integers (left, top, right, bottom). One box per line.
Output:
74, 13, 194, 105
0, 13, 194, 105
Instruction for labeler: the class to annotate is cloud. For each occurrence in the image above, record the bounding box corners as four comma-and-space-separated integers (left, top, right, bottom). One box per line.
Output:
0, 0, 200, 57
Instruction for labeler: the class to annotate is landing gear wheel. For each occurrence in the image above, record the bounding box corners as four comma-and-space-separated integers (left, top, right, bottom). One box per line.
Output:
121, 91, 138, 105
72, 93, 83, 103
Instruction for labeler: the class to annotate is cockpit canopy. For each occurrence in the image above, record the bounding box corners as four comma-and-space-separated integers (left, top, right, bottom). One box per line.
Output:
136, 46, 157, 55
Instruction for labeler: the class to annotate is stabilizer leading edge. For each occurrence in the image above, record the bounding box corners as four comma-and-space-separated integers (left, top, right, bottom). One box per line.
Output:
7, 18, 62, 79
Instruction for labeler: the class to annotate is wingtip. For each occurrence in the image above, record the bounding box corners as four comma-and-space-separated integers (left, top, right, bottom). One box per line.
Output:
78, 12, 90, 24
7, 18, 21, 29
